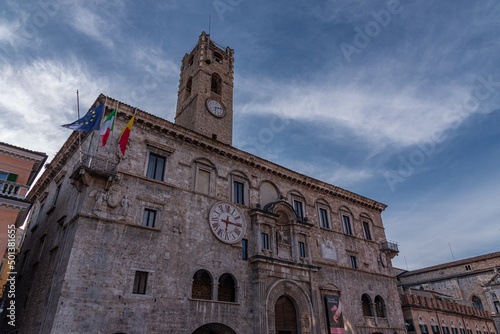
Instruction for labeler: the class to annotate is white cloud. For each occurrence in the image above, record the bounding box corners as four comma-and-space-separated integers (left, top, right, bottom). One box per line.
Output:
0, 58, 108, 158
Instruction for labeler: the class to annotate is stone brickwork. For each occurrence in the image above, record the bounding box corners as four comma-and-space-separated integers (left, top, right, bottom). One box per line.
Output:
397, 252, 500, 333
13, 33, 406, 334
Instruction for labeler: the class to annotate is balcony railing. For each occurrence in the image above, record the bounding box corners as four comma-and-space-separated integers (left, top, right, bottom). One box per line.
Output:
380, 240, 399, 254
72, 154, 119, 179
0, 180, 29, 199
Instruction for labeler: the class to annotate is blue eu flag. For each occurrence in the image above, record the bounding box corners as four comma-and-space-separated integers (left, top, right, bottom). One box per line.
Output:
62, 103, 105, 132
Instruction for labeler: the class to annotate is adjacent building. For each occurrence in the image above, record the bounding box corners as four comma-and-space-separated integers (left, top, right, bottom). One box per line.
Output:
12, 32, 405, 334
0, 142, 47, 297
397, 252, 500, 333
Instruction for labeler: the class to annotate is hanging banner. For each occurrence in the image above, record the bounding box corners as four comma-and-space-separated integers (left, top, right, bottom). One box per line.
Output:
324, 295, 346, 334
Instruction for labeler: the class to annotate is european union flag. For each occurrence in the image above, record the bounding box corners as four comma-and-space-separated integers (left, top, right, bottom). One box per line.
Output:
62, 103, 105, 132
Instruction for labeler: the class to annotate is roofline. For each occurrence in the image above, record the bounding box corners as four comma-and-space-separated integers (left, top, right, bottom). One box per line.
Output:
29, 94, 388, 212
0, 141, 48, 158
397, 251, 500, 277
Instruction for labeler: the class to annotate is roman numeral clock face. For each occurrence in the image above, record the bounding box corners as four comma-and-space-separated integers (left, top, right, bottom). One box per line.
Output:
209, 202, 246, 244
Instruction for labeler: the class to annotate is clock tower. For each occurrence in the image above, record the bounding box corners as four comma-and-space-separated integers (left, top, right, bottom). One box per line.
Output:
175, 32, 234, 145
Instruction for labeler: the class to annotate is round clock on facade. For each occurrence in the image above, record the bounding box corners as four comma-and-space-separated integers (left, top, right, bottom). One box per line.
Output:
209, 202, 246, 244
206, 99, 225, 117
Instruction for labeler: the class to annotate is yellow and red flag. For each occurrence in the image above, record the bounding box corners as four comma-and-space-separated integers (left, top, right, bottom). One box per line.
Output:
118, 114, 135, 156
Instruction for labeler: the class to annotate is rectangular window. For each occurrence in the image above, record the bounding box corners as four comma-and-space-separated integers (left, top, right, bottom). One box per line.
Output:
405, 319, 415, 332
319, 208, 329, 228
442, 327, 450, 334
6, 173, 18, 182
420, 325, 429, 334
196, 169, 210, 194
262, 233, 269, 250
242, 239, 248, 260
465, 264, 472, 270
294, 200, 304, 219
0, 172, 7, 181
132, 271, 148, 294
142, 209, 156, 228
451, 328, 458, 334
233, 181, 244, 205
460, 329, 466, 334
349, 255, 358, 269
298, 242, 306, 258
476, 331, 481, 334
432, 325, 440, 334
343, 215, 353, 235
146, 153, 165, 181
467, 330, 473, 334
37, 235, 46, 262
362, 221, 372, 240
494, 300, 500, 313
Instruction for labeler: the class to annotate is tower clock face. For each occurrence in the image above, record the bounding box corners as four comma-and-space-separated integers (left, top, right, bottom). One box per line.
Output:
209, 202, 246, 244
206, 99, 225, 117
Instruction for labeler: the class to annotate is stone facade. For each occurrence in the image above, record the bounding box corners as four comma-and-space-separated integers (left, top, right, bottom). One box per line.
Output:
12, 33, 405, 334
400, 290, 496, 334
397, 252, 500, 333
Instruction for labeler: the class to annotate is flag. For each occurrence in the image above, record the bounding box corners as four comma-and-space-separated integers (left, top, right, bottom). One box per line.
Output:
62, 103, 105, 132
118, 114, 135, 156
99, 108, 116, 146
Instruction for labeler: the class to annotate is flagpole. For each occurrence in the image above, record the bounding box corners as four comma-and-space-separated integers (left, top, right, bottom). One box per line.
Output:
77, 90, 82, 164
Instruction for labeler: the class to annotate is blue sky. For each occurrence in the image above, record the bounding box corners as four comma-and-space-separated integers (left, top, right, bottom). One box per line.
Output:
1, 0, 499, 270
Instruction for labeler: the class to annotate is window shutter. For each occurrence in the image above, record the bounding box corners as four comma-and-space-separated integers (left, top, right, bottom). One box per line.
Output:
7, 173, 18, 182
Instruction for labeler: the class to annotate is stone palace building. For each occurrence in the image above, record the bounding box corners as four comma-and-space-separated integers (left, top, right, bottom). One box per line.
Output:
13, 32, 405, 334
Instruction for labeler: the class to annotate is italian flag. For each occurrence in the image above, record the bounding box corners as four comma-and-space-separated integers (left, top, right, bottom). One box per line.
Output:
99, 108, 116, 147
118, 114, 135, 156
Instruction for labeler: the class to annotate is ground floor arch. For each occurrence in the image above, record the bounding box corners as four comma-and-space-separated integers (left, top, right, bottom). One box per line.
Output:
191, 323, 237, 334
266, 279, 314, 334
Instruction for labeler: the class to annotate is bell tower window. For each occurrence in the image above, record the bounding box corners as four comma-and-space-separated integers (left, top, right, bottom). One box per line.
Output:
213, 51, 223, 64
211, 73, 222, 95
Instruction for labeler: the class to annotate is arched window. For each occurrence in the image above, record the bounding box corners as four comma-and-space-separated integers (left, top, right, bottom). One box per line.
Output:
472, 295, 484, 310
218, 273, 236, 302
187, 55, 194, 68
362, 294, 373, 316
211, 73, 222, 95
374, 296, 386, 318
192, 269, 212, 300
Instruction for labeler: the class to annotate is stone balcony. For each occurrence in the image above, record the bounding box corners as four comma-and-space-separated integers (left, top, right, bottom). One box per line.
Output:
380, 240, 399, 259
0, 179, 29, 199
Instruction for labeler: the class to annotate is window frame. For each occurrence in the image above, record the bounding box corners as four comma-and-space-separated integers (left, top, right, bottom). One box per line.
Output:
293, 199, 304, 220
132, 271, 148, 295
262, 233, 269, 250
318, 207, 330, 229
298, 241, 306, 258
146, 152, 166, 181
362, 220, 372, 240
230, 173, 249, 206
349, 255, 358, 269
195, 165, 212, 195
242, 239, 248, 260
142, 208, 157, 228
233, 180, 244, 205
342, 215, 353, 235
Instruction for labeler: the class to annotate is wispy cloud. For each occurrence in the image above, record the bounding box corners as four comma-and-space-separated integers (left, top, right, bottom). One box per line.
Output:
0, 57, 107, 157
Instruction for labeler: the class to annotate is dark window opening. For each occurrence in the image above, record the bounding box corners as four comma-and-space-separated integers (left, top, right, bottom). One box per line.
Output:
262, 233, 269, 250
294, 200, 304, 219
213, 51, 223, 64
343, 215, 353, 235
374, 296, 386, 318
362, 221, 372, 240
350, 255, 358, 269
242, 239, 248, 260
146, 153, 165, 181
217, 273, 236, 302
362, 294, 373, 316
133, 271, 148, 294
319, 208, 329, 228
233, 181, 244, 205
192, 270, 212, 300
298, 242, 306, 258
211, 73, 222, 95
142, 209, 156, 228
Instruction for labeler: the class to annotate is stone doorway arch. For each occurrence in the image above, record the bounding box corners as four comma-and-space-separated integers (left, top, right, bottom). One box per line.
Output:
266, 279, 313, 334
191, 323, 237, 334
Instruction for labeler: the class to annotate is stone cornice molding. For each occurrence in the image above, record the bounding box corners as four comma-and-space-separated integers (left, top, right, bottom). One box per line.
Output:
0, 143, 47, 163
29, 94, 387, 212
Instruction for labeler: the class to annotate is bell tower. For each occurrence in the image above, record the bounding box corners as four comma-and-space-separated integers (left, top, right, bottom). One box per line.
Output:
175, 32, 234, 145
